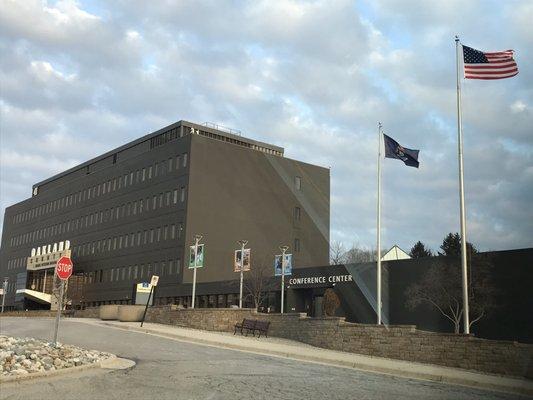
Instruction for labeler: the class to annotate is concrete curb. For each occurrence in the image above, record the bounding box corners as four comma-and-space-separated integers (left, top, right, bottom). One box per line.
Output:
86, 320, 533, 397
0, 355, 130, 384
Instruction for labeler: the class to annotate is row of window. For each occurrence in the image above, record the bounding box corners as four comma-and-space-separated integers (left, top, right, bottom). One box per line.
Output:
150, 127, 184, 149
73, 223, 183, 258
7, 257, 25, 271
13, 152, 188, 225
86, 258, 181, 284
195, 129, 283, 156
10, 187, 186, 248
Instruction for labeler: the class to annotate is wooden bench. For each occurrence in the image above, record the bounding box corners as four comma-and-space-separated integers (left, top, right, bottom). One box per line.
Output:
233, 319, 270, 338
234, 318, 256, 336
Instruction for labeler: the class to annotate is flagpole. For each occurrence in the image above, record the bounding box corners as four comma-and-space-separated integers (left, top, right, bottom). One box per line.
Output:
455, 35, 470, 334
376, 122, 382, 325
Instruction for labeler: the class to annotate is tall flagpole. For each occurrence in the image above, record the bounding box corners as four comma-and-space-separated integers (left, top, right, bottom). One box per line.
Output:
376, 122, 382, 325
455, 36, 470, 334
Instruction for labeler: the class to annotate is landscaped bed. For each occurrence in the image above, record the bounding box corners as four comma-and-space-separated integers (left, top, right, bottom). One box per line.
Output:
0, 335, 112, 378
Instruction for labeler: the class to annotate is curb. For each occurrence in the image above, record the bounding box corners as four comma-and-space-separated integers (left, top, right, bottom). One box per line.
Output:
0, 355, 118, 384
93, 321, 533, 397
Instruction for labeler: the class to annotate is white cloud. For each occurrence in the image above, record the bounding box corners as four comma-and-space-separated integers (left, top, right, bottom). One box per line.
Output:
0, 0, 532, 254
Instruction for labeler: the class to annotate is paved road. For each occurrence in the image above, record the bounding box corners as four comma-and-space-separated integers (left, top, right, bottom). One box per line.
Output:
0, 318, 524, 400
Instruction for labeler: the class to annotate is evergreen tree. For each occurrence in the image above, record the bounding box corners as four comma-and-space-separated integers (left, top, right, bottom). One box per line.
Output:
438, 232, 477, 257
409, 241, 433, 258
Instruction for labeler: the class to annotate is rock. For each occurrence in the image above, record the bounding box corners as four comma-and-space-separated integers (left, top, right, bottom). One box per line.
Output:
12, 369, 29, 375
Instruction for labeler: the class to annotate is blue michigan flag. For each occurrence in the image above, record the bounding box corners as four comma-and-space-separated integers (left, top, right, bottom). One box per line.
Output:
383, 134, 419, 168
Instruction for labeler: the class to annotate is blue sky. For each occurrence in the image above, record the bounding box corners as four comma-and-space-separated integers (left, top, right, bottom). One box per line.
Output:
1, 0, 532, 255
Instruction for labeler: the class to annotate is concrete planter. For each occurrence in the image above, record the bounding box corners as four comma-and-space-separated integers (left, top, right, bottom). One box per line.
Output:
118, 305, 145, 322
99, 305, 119, 320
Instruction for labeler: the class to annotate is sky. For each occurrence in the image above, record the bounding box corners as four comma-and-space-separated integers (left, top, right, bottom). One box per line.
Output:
0, 0, 532, 255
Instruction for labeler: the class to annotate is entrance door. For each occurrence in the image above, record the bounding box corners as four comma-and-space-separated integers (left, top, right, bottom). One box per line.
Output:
313, 296, 323, 317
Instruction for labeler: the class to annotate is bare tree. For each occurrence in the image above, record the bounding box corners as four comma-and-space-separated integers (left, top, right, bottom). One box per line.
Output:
51, 274, 70, 310
405, 254, 496, 333
330, 241, 346, 265
344, 243, 383, 264
244, 261, 275, 310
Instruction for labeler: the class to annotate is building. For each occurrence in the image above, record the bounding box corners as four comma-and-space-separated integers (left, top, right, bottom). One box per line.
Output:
0, 120, 330, 310
285, 248, 533, 343
381, 245, 411, 261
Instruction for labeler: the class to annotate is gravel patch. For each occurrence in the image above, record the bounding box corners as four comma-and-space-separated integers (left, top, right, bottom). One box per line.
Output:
0, 335, 112, 378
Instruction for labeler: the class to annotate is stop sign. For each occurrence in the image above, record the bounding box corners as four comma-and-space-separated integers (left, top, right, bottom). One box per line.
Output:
56, 256, 73, 280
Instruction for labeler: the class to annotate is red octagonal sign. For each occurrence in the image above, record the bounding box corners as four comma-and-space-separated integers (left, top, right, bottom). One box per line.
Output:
56, 256, 73, 280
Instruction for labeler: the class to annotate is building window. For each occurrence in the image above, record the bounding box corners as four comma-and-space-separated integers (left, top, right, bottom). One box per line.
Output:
295, 176, 301, 190
175, 155, 180, 170
142, 168, 146, 181
148, 166, 152, 179
183, 153, 188, 167
168, 158, 173, 172
294, 207, 301, 221
180, 186, 186, 202
173, 189, 178, 204
294, 238, 300, 252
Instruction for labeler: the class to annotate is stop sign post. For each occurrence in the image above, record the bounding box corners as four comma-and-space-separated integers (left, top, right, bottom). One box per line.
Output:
53, 256, 73, 346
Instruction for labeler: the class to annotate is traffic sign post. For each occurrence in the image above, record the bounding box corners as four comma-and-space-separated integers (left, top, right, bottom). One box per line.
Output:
53, 256, 73, 346
1, 277, 8, 313
141, 275, 158, 327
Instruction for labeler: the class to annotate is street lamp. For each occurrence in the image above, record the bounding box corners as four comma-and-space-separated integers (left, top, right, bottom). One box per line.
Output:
237, 240, 248, 308
191, 234, 203, 309
279, 246, 289, 314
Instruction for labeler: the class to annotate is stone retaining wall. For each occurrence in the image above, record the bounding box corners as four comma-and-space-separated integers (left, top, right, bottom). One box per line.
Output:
144, 306, 257, 332
141, 306, 532, 379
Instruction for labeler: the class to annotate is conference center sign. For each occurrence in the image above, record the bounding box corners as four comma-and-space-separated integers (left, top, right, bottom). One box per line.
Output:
287, 271, 353, 288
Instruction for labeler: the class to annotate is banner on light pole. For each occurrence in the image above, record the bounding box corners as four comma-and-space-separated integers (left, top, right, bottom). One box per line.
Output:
234, 249, 251, 272
274, 254, 292, 276
189, 244, 204, 268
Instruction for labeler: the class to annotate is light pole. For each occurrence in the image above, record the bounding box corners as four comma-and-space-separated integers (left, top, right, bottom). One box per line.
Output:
191, 234, 202, 309
237, 240, 248, 308
279, 245, 289, 314
1, 277, 8, 313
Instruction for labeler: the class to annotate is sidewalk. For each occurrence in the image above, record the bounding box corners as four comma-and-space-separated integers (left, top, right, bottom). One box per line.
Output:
72, 318, 533, 397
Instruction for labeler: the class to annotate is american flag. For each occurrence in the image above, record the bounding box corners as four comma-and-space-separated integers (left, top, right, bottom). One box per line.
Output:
462, 45, 518, 80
